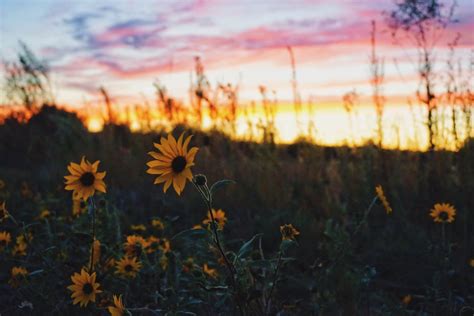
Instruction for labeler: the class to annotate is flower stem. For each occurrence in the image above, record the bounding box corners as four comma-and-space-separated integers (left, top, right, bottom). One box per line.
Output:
265, 251, 282, 315
88, 197, 96, 272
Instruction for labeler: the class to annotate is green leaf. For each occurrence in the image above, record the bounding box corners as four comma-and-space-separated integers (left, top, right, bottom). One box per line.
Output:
171, 228, 209, 241
237, 233, 263, 259
210, 179, 236, 195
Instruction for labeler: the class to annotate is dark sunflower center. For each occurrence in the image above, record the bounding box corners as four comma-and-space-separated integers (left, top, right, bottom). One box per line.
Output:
171, 156, 187, 173
79, 172, 95, 186
439, 211, 449, 221
83, 283, 93, 295
125, 264, 133, 272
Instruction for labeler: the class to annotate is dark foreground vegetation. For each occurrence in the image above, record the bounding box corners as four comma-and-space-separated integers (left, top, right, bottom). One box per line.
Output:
0, 105, 473, 315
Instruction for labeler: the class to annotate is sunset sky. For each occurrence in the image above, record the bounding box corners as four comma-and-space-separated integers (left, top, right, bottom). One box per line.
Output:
1, 0, 473, 108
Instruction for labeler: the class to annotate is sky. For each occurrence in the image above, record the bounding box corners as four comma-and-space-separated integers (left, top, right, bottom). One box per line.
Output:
1, 0, 472, 107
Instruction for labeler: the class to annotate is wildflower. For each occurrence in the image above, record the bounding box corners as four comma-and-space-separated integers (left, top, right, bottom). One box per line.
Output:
146, 133, 199, 195
160, 238, 171, 253
280, 224, 300, 241
192, 224, 203, 230
402, 295, 412, 305
39, 209, 51, 219
0, 179, 5, 190
0, 201, 9, 221
375, 185, 392, 214
67, 269, 102, 307
151, 219, 165, 230
430, 203, 456, 223
12, 233, 31, 257
73, 198, 88, 217
203, 263, 218, 279
90, 239, 101, 268
202, 209, 227, 230
124, 235, 148, 257
108, 295, 126, 316
130, 224, 146, 232
9, 266, 28, 288
0, 231, 12, 251
145, 236, 160, 253
64, 157, 106, 201
115, 256, 142, 278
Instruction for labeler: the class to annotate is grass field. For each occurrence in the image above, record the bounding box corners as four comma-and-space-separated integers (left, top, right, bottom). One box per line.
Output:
0, 105, 473, 315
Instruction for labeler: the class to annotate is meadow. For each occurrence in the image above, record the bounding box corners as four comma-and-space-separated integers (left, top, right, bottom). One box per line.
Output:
0, 104, 473, 315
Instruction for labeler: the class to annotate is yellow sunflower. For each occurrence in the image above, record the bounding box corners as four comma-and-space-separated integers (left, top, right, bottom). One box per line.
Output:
115, 256, 142, 278
280, 224, 300, 241
203, 263, 218, 279
124, 235, 149, 257
145, 236, 160, 253
130, 224, 146, 232
72, 198, 88, 217
429, 203, 456, 223
108, 295, 126, 316
202, 209, 227, 230
39, 209, 51, 219
12, 234, 31, 257
0, 231, 12, 251
67, 269, 102, 307
375, 185, 392, 214
9, 266, 28, 288
64, 157, 106, 201
0, 201, 9, 221
151, 219, 165, 230
146, 133, 199, 195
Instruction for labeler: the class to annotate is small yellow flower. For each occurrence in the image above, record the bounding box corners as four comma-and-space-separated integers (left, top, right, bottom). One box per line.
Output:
90, 239, 101, 268
145, 236, 160, 253
131, 224, 146, 231
67, 269, 102, 307
375, 185, 392, 214
64, 157, 106, 201
146, 133, 199, 195
203, 263, 218, 279
123, 235, 149, 257
115, 256, 142, 278
280, 224, 300, 241
202, 209, 227, 230
151, 219, 165, 230
430, 203, 456, 223
0, 179, 5, 190
72, 198, 88, 217
192, 224, 203, 230
12, 233, 32, 257
0, 201, 9, 221
9, 266, 28, 288
0, 231, 11, 251
402, 295, 412, 305
39, 209, 51, 219
160, 238, 171, 253
108, 294, 126, 316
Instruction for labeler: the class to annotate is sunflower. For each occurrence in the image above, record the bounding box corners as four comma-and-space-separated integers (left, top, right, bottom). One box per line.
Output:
123, 235, 149, 257
64, 157, 106, 201
72, 198, 88, 217
67, 269, 102, 307
12, 234, 31, 257
9, 266, 28, 288
202, 209, 227, 230
146, 133, 199, 195
151, 219, 165, 230
203, 263, 218, 279
402, 295, 412, 305
375, 185, 392, 214
430, 203, 456, 223
0, 179, 5, 190
160, 238, 171, 253
145, 236, 160, 253
108, 295, 126, 316
280, 224, 300, 241
39, 209, 51, 219
115, 256, 142, 278
0, 201, 9, 221
0, 231, 12, 251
